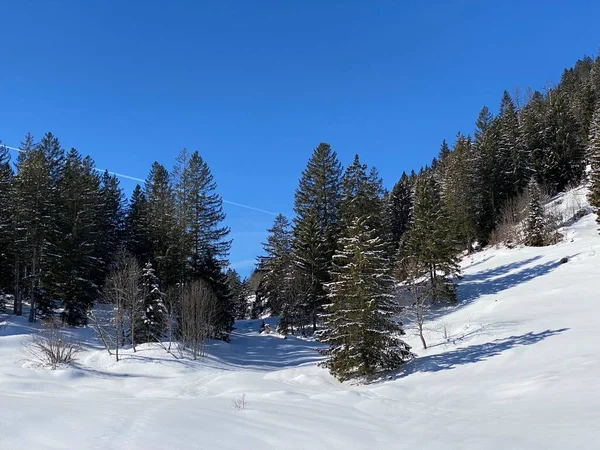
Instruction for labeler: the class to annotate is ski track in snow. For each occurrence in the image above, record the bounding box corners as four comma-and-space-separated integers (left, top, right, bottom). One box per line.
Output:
0, 186, 599, 449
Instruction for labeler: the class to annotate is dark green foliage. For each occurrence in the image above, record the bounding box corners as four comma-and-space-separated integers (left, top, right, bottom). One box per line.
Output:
318, 216, 413, 381
444, 134, 477, 251
403, 173, 460, 303
0, 143, 13, 290
524, 178, 546, 247
339, 155, 384, 230
256, 214, 293, 315
226, 269, 249, 320
125, 185, 153, 264
385, 171, 413, 252
54, 150, 102, 325
136, 262, 166, 343
292, 143, 342, 332
587, 103, 600, 231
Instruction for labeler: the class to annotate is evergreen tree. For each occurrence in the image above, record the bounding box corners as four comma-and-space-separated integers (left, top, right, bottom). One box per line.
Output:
144, 162, 181, 286
339, 155, 384, 230
95, 171, 126, 284
385, 171, 413, 252
181, 151, 231, 277
444, 134, 477, 251
524, 178, 546, 247
498, 91, 530, 195
0, 143, 13, 290
12, 133, 64, 321
542, 90, 586, 192
225, 268, 248, 320
54, 150, 102, 325
137, 262, 166, 343
197, 252, 234, 340
587, 103, 600, 230
125, 185, 153, 264
404, 173, 459, 303
292, 143, 342, 332
256, 214, 293, 315
318, 216, 413, 381
471, 106, 497, 243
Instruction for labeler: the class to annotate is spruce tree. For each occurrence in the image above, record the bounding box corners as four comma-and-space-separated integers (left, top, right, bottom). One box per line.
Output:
125, 184, 153, 264
339, 155, 384, 229
137, 262, 166, 343
542, 90, 585, 192
12, 133, 64, 321
524, 178, 546, 247
54, 150, 102, 325
318, 216, 413, 381
292, 143, 342, 332
498, 91, 530, 195
404, 173, 459, 303
385, 171, 413, 252
256, 214, 293, 316
587, 103, 600, 230
182, 151, 231, 277
471, 106, 497, 243
144, 162, 181, 286
444, 134, 477, 251
0, 143, 13, 290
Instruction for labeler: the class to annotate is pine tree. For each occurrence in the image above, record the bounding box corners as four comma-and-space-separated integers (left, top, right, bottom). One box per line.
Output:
256, 214, 293, 316
125, 185, 153, 264
404, 173, 460, 303
542, 90, 586, 193
471, 106, 497, 243
0, 143, 14, 290
292, 143, 342, 332
498, 91, 530, 195
137, 262, 166, 343
144, 162, 181, 286
225, 269, 248, 320
524, 178, 546, 247
587, 102, 600, 230
318, 216, 413, 381
12, 133, 64, 321
181, 151, 231, 277
385, 171, 413, 253
444, 134, 477, 251
95, 171, 125, 284
339, 155, 384, 229
54, 150, 103, 325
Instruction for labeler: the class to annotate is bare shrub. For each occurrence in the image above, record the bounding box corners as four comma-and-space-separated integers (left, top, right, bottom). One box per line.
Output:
178, 279, 217, 360
24, 320, 81, 370
99, 255, 142, 362
399, 257, 433, 350
232, 393, 248, 410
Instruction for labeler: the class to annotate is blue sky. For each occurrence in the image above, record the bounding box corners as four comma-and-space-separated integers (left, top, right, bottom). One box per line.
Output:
1, 1, 598, 276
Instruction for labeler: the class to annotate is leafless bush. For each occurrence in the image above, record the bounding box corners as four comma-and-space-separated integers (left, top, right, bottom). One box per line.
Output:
23, 321, 81, 370
178, 279, 217, 360
98, 255, 142, 362
399, 257, 433, 350
232, 393, 248, 411
490, 184, 562, 247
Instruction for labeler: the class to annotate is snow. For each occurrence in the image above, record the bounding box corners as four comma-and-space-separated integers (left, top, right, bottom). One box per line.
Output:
1, 188, 600, 449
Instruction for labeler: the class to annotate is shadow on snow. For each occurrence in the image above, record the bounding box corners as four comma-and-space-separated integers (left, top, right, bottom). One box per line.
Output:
395, 328, 568, 378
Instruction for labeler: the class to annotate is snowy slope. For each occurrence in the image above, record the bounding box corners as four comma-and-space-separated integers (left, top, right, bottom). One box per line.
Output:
1, 189, 599, 449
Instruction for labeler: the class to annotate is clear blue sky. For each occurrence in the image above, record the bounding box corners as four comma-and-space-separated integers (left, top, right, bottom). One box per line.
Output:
1, 1, 598, 276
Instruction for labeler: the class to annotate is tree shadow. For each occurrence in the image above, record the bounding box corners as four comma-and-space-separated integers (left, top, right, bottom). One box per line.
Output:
458, 256, 567, 304
395, 328, 568, 378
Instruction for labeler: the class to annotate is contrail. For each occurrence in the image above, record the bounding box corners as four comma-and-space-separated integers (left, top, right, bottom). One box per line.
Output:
2, 143, 279, 216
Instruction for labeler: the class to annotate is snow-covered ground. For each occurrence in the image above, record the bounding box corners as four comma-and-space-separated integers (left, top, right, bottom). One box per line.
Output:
1, 188, 599, 449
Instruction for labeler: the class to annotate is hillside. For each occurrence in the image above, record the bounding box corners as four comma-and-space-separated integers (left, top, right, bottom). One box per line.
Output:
1, 188, 598, 450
